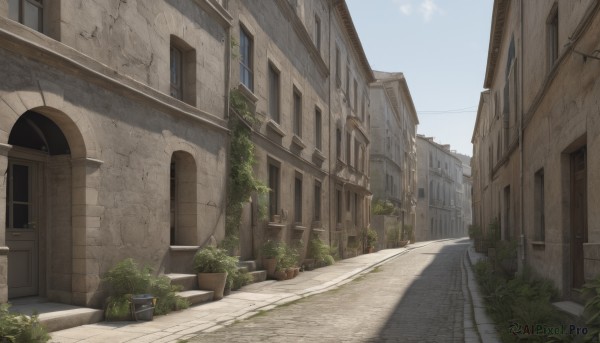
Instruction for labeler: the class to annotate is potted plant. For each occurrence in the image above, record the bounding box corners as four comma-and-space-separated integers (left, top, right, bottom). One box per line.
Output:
261, 240, 283, 278
363, 227, 378, 253
193, 246, 238, 300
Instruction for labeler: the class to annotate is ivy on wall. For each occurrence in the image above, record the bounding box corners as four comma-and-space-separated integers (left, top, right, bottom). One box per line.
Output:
223, 89, 269, 252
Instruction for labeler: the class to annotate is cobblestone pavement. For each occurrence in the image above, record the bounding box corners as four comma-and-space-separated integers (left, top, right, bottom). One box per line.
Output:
189, 239, 470, 343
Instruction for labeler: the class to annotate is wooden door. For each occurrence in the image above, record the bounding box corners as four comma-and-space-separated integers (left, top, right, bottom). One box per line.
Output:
6, 160, 38, 298
570, 147, 587, 289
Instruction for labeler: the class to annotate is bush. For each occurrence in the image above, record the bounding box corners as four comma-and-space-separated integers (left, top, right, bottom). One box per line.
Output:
473, 260, 565, 342
193, 247, 238, 274
362, 228, 378, 249
0, 304, 50, 343
372, 199, 396, 215
261, 240, 284, 259
579, 274, 600, 340
103, 258, 189, 320
308, 238, 331, 267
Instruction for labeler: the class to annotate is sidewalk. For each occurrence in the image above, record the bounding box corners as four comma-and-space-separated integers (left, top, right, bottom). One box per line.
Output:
50, 241, 433, 343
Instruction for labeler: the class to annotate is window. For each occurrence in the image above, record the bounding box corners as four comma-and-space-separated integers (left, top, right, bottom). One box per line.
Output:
293, 88, 302, 137
9, 0, 43, 32
314, 14, 321, 52
534, 169, 545, 241
347, 191, 351, 211
346, 132, 351, 163
294, 175, 302, 223
354, 193, 358, 225
6, 162, 33, 229
336, 128, 342, 159
314, 181, 321, 221
354, 139, 359, 169
170, 36, 196, 105
345, 63, 350, 97
353, 79, 358, 110
170, 46, 183, 100
418, 188, 425, 198
336, 189, 342, 224
361, 95, 366, 121
335, 45, 341, 87
268, 63, 280, 123
315, 107, 322, 150
268, 163, 280, 219
547, 4, 559, 69
240, 26, 253, 90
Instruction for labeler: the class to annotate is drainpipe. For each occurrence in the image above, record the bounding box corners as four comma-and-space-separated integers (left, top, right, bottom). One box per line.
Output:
519, 0, 525, 268
328, 1, 333, 247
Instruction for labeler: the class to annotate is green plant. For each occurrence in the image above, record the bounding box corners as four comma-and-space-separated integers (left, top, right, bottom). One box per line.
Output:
578, 274, 600, 340
308, 238, 330, 266
229, 269, 254, 290
193, 247, 238, 274
473, 259, 564, 343
372, 199, 396, 215
261, 240, 284, 259
362, 228, 378, 249
402, 224, 413, 241
323, 255, 335, 266
0, 304, 50, 343
224, 89, 269, 255
386, 224, 401, 247
102, 258, 189, 320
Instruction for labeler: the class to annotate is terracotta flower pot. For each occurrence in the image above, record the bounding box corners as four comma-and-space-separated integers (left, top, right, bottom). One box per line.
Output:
197, 272, 228, 300
274, 270, 287, 281
285, 268, 294, 279
263, 258, 277, 278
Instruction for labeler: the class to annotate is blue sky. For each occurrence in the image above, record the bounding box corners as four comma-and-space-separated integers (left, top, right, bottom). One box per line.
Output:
346, 0, 494, 156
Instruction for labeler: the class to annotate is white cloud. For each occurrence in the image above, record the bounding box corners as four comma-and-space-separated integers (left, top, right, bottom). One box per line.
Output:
392, 0, 443, 22
419, 0, 442, 22
392, 0, 413, 15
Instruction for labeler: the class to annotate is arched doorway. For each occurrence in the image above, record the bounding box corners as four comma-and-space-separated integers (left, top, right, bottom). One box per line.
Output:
7, 110, 71, 299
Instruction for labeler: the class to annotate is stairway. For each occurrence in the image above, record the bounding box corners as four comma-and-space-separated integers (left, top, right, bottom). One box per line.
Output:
237, 260, 267, 284
9, 297, 103, 332
166, 273, 214, 305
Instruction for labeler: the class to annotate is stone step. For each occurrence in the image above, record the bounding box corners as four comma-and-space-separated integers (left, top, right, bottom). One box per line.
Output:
177, 290, 214, 305
166, 273, 198, 291
10, 302, 103, 332
248, 270, 267, 283
238, 260, 257, 272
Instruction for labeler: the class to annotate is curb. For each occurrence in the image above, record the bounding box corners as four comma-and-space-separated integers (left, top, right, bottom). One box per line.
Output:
464, 245, 501, 343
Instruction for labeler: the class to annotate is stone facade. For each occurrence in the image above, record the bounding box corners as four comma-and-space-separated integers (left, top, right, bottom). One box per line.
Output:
415, 136, 467, 241
0, 0, 231, 306
471, 0, 600, 296
0, 0, 375, 308
368, 72, 418, 243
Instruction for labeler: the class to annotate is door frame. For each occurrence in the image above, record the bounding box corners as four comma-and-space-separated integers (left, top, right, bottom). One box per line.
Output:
569, 146, 587, 291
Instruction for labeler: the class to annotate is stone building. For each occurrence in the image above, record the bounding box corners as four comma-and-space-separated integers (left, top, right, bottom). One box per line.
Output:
453, 152, 473, 236
471, 0, 600, 297
0, 0, 374, 312
0, 1, 231, 306
368, 71, 418, 246
415, 136, 466, 241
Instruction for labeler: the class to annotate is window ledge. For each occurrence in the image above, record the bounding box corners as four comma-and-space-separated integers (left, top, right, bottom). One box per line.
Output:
237, 83, 258, 103
291, 135, 306, 150
292, 225, 308, 231
312, 149, 325, 163
169, 245, 200, 252
267, 119, 285, 137
531, 241, 545, 248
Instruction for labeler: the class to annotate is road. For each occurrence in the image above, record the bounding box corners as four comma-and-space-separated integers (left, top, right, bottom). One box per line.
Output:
189, 239, 472, 342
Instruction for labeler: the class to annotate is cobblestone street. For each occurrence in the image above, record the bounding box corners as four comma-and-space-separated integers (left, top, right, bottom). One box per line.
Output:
190, 239, 470, 343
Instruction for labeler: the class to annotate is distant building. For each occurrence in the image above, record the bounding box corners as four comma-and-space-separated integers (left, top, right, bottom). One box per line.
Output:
368, 72, 418, 244
415, 136, 467, 241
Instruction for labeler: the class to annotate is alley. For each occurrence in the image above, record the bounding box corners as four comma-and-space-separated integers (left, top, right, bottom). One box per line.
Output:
189, 239, 471, 342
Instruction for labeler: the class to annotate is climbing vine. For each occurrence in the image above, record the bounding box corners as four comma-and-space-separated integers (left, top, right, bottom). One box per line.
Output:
223, 89, 269, 253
